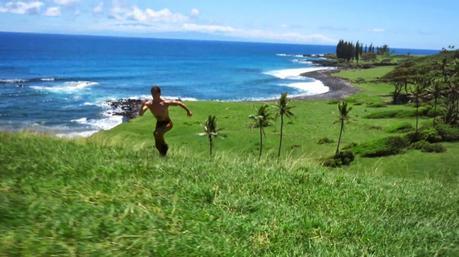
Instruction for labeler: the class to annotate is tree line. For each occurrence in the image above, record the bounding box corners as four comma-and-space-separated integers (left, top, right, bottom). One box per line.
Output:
336, 40, 390, 62
383, 48, 458, 128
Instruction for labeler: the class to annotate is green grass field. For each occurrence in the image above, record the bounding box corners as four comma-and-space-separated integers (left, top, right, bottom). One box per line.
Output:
1, 66, 458, 256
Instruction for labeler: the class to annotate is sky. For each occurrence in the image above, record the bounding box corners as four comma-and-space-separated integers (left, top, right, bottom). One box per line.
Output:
0, 0, 458, 49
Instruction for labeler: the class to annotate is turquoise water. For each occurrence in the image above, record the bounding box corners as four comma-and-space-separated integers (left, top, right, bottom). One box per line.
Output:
0, 32, 438, 136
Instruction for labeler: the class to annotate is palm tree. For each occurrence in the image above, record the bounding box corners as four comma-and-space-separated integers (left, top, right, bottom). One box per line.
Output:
410, 77, 427, 135
335, 101, 352, 156
275, 93, 294, 158
424, 77, 443, 125
200, 115, 222, 156
249, 104, 272, 160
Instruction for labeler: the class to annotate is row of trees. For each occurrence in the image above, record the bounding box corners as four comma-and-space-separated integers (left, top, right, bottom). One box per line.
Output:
201, 93, 352, 162
383, 48, 459, 128
336, 40, 390, 62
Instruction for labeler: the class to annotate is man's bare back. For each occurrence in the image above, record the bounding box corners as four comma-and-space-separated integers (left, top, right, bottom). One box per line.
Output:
139, 86, 192, 156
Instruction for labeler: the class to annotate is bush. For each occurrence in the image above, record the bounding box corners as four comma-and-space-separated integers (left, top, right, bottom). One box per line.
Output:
317, 137, 335, 144
422, 143, 447, 153
323, 151, 355, 167
405, 128, 442, 143
411, 140, 429, 149
354, 136, 410, 157
412, 140, 446, 153
435, 123, 459, 142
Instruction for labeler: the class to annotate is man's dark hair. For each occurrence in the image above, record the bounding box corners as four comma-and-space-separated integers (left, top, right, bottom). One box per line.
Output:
151, 85, 161, 95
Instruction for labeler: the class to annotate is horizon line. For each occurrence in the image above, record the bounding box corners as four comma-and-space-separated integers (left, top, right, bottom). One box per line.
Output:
0, 30, 441, 52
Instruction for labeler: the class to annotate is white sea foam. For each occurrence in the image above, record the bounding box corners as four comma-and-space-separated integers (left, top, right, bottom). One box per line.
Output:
31, 81, 98, 93
0, 79, 26, 83
292, 59, 313, 65
276, 53, 308, 58
40, 77, 55, 81
264, 67, 335, 80
282, 80, 330, 96
71, 115, 123, 131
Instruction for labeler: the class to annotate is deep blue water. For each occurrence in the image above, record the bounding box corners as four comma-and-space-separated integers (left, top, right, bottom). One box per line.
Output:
0, 32, 438, 136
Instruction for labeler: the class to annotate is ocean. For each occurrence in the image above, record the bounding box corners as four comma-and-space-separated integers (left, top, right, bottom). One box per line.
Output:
0, 32, 438, 137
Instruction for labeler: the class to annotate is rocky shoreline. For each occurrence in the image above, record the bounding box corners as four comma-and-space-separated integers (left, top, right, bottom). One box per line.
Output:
105, 58, 358, 121
106, 98, 144, 121
292, 69, 358, 100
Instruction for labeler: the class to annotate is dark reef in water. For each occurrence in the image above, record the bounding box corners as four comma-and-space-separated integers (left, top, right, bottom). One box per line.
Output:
106, 99, 144, 121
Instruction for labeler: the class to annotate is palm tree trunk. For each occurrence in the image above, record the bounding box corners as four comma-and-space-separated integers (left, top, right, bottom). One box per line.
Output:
335, 119, 344, 156
415, 100, 419, 134
259, 125, 263, 160
209, 136, 213, 156
433, 96, 438, 126
278, 114, 284, 158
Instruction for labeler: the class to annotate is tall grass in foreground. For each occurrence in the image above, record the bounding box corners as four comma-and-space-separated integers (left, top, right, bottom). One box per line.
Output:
1, 132, 458, 257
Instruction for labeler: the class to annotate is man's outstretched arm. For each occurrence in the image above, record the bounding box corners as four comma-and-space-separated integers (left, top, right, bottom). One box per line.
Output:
167, 100, 192, 116
139, 101, 149, 116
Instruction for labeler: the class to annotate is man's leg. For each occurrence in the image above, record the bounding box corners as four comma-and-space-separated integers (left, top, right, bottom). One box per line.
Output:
153, 134, 168, 156
154, 121, 173, 156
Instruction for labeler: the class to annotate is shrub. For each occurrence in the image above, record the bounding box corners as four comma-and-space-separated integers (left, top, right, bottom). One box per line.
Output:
435, 123, 459, 142
354, 136, 410, 157
323, 151, 355, 167
317, 137, 334, 144
404, 127, 442, 143
421, 143, 447, 153
412, 140, 446, 153
411, 140, 429, 150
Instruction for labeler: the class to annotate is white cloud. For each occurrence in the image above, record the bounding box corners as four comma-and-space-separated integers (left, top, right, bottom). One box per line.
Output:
110, 4, 188, 23
101, 3, 335, 44
93, 2, 103, 14
44, 6, 60, 16
227, 28, 336, 44
54, 0, 78, 6
369, 28, 385, 33
183, 23, 235, 33
190, 8, 199, 17
0, 1, 44, 15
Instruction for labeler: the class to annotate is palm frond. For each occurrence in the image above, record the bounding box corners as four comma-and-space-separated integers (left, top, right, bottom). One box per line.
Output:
274, 93, 295, 118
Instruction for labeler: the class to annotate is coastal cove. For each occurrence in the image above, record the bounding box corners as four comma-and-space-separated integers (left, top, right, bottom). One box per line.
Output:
0, 32, 438, 137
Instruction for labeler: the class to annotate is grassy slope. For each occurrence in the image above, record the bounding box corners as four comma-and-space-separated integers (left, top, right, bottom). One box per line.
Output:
91, 66, 458, 182
1, 65, 458, 256
1, 133, 458, 256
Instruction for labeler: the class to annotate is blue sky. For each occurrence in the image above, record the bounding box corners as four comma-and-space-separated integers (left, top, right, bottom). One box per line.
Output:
0, 0, 457, 49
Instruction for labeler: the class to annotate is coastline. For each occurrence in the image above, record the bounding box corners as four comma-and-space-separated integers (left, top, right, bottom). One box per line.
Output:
104, 67, 359, 123
293, 69, 358, 100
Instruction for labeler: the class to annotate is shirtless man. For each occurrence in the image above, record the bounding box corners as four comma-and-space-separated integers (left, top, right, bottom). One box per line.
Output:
139, 86, 192, 156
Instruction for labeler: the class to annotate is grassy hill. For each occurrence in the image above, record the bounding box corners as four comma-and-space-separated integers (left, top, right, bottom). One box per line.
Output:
1, 133, 458, 256
91, 67, 458, 181
1, 65, 458, 256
